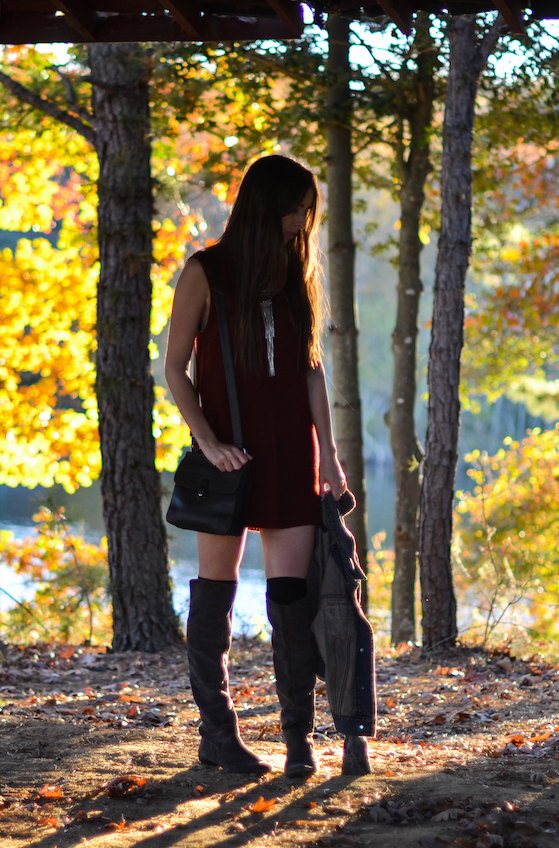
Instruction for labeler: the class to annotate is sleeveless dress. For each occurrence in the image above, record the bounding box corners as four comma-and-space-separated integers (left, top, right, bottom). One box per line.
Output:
194, 244, 322, 530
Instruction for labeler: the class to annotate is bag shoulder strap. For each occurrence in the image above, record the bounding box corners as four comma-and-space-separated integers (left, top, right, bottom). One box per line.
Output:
214, 288, 244, 450
202, 249, 244, 451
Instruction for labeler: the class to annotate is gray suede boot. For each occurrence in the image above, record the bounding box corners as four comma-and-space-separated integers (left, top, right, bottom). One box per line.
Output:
266, 593, 318, 778
187, 578, 271, 775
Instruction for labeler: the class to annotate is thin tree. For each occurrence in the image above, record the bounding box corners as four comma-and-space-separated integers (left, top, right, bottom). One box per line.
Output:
326, 14, 368, 582
418, 14, 502, 651
387, 14, 437, 643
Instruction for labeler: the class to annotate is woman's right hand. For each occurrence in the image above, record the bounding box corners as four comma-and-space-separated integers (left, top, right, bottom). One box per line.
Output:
198, 440, 252, 472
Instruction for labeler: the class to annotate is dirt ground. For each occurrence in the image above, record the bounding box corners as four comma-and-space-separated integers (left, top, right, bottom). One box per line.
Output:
0, 639, 558, 848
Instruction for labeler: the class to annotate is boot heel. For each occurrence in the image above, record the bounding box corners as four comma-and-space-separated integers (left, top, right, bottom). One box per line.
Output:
341, 735, 371, 775
199, 736, 271, 775
284, 729, 317, 778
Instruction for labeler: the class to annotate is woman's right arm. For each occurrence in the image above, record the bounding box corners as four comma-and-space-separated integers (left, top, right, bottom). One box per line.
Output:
165, 258, 250, 472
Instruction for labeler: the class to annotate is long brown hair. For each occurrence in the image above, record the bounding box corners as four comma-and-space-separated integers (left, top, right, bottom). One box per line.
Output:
219, 155, 322, 371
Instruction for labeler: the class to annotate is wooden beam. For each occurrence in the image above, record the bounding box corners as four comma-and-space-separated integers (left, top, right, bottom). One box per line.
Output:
493, 0, 525, 33
264, 0, 303, 37
158, 0, 203, 40
0, 11, 301, 44
376, 0, 412, 36
54, 1, 96, 41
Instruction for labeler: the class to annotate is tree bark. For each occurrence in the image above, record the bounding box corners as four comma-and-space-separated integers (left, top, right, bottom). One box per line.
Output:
389, 17, 435, 645
418, 16, 500, 651
89, 43, 180, 651
326, 15, 368, 590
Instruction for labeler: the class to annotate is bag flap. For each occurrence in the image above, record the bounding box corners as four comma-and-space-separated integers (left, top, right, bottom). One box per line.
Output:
174, 451, 247, 495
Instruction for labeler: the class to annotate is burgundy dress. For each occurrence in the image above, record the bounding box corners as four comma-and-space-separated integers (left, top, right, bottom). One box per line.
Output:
194, 245, 321, 530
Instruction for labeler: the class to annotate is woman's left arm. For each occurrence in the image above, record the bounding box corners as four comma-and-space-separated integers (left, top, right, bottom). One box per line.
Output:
307, 363, 347, 500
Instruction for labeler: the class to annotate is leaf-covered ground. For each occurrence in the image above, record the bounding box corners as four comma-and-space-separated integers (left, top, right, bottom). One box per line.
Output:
0, 639, 558, 847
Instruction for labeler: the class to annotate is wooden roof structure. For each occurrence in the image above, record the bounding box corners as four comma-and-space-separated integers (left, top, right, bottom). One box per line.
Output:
0, 1, 556, 45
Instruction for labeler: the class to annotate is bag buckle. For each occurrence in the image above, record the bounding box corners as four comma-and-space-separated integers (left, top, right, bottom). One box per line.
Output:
197, 478, 210, 500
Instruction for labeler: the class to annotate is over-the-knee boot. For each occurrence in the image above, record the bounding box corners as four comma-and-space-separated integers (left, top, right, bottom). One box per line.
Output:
266, 592, 318, 778
187, 578, 271, 774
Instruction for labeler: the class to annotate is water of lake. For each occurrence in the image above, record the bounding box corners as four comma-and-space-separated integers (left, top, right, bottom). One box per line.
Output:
0, 462, 395, 636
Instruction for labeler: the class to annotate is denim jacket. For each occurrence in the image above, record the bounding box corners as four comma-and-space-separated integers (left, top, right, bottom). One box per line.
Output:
308, 491, 377, 737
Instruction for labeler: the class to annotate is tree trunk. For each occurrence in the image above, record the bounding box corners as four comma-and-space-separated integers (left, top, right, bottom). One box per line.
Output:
389, 17, 435, 645
326, 15, 368, 590
418, 16, 500, 651
89, 43, 180, 651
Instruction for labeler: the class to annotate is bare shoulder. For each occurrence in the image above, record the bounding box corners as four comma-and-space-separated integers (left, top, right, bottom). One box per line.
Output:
175, 255, 210, 299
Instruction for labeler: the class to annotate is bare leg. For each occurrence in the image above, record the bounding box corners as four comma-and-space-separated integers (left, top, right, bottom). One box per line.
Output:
197, 529, 247, 580
260, 525, 315, 578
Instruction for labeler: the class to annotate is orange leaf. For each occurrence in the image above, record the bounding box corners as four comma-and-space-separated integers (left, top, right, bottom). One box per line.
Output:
507, 735, 526, 747
37, 785, 63, 800
385, 770, 394, 776
249, 796, 276, 813
532, 732, 552, 742
39, 816, 58, 827
107, 818, 127, 831
106, 775, 147, 798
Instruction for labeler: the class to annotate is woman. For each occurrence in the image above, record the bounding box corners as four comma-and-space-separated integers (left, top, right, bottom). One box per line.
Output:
165, 155, 346, 778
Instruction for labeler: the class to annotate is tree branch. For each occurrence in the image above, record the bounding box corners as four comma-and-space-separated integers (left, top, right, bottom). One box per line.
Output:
476, 13, 505, 75
0, 70, 96, 147
49, 65, 94, 125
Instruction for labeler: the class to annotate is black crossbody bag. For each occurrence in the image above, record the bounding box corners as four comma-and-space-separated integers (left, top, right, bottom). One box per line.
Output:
166, 280, 250, 536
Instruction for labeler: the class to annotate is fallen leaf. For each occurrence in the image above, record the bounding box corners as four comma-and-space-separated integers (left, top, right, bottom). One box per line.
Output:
464, 665, 488, 683
107, 818, 127, 831
59, 649, 74, 659
38, 816, 58, 827
36, 785, 63, 801
249, 796, 276, 813
454, 711, 471, 722
432, 808, 464, 821
106, 775, 146, 798
532, 732, 552, 742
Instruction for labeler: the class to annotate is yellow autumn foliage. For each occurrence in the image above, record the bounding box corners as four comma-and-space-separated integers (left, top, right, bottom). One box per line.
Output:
0, 118, 193, 490
455, 426, 559, 644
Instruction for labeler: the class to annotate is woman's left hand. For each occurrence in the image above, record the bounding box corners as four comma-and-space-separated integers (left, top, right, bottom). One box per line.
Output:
319, 453, 347, 501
